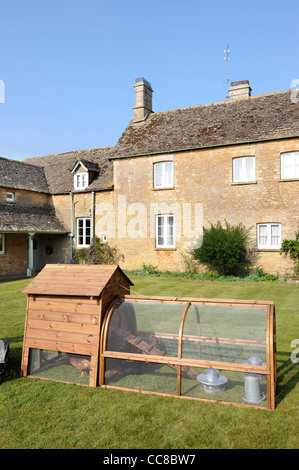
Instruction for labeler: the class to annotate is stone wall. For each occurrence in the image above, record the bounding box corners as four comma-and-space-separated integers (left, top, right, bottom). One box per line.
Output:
109, 137, 299, 275
49, 137, 299, 275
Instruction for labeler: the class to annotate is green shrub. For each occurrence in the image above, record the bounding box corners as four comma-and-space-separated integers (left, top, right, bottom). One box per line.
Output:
191, 220, 250, 275
73, 236, 124, 265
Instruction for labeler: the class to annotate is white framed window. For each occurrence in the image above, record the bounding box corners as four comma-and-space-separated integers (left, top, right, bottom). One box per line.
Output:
156, 214, 175, 248
77, 218, 91, 247
233, 156, 255, 183
257, 223, 281, 249
6, 192, 15, 202
0, 233, 5, 255
74, 172, 89, 190
154, 161, 173, 188
281, 151, 299, 179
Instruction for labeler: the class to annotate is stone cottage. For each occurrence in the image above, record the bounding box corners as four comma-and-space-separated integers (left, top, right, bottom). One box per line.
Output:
1, 78, 298, 277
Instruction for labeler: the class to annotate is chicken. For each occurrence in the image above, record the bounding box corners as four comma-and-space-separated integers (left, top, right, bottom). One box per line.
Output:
67, 354, 91, 377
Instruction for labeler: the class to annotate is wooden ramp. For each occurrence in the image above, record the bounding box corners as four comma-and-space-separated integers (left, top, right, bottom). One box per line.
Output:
114, 328, 198, 381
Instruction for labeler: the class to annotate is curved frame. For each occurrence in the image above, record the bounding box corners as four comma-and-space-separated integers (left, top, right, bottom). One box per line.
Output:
99, 295, 276, 410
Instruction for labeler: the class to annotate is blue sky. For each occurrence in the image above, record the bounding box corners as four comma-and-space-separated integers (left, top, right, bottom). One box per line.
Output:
0, 0, 298, 161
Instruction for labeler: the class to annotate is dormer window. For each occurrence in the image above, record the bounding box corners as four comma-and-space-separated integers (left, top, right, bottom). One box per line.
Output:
71, 160, 90, 190
71, 159, 100, 191
6, 192, 15, 202
75, 172, 88, 190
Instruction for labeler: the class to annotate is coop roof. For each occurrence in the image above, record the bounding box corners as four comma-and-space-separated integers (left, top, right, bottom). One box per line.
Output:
23, 264, 133, 297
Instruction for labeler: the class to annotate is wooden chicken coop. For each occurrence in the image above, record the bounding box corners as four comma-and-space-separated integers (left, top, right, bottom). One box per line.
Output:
21, 265, 277, 409
21, 264, 132, 387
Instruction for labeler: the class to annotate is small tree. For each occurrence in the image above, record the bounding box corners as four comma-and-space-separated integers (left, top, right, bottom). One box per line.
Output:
73, 236, 124, 265
192, 220, 250, 275
280, 226, 299, 277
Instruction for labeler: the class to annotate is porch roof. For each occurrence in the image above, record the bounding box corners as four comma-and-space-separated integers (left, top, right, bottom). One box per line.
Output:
0, 203, 69, 233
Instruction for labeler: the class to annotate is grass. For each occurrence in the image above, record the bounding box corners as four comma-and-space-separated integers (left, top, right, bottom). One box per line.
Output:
0, 275, 298, 449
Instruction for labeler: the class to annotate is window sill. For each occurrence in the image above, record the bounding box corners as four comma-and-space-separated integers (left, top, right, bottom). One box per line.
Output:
279, 178, 299, 182
155, 248, 177, 251
257, 249, 281, 252
231, 181, 257, 186
152, 187, 174, 191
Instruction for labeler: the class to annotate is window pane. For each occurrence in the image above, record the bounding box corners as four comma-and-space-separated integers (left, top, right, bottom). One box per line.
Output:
167, 216, 174, 246
281, 153, 298, 179
165, 162, 173, 186
246, 157, 254, 180
155, 163, 163, 187
258, 225, 267, 246
234, 157, 254, 182
157, 216, 164, 246
0, 234, 3, 252
295, 153, 299, 177
271, 225, 280, 246
234, 158, 242, 181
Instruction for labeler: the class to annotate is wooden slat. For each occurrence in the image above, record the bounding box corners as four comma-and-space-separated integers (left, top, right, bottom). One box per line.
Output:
122, 295, 274, 308
102, 350, 270, 375
29, 295, 98, 304
28, 299, 100, 315
28, 310, 99, 325
25, 327, 98, 345
26, 319, 99, 335
25, 338, 97, 355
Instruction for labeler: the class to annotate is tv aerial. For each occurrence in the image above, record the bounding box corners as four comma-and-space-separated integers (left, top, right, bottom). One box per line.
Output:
224, 44, 230, 99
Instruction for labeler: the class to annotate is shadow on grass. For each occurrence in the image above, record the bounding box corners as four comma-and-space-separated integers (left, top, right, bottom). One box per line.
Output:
275, 350, 298, 405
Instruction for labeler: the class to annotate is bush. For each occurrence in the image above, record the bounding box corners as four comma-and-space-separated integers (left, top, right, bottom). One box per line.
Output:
73, 236, 124, 265
191, 220, 250, 275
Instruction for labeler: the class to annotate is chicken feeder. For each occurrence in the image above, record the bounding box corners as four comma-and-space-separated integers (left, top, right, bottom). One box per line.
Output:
196, 368, 228, 393
242, 356, 266, 404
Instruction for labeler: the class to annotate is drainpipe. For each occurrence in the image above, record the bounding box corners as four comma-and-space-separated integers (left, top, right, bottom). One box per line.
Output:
70, 192, 77, 262
27, 232, 35, 277
91, 191, 95, 241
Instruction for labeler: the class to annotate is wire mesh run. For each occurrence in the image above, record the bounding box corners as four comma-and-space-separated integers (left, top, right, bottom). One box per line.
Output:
28, 349, 91, 386
101, 296, 276, 409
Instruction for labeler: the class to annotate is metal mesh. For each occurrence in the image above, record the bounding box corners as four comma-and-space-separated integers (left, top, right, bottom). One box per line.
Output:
105, 357, 178, 395
182, 304, 267, 365
103, 299, 272, 408
106, 301, 186, 358
28, 348, 91, 385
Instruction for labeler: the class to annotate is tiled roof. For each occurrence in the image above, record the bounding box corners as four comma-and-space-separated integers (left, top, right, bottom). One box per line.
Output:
0, 157, 49, 193
0, 202, 69, 233
111, 90, 299, 158
24, 147, 114, 194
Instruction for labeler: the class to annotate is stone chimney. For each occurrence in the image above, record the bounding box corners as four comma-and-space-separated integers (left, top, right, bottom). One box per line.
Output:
229, 80, 252, 100
133, 77, 153, 122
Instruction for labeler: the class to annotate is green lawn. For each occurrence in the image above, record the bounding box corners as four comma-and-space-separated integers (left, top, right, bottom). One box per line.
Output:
0, 275, 298, 449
